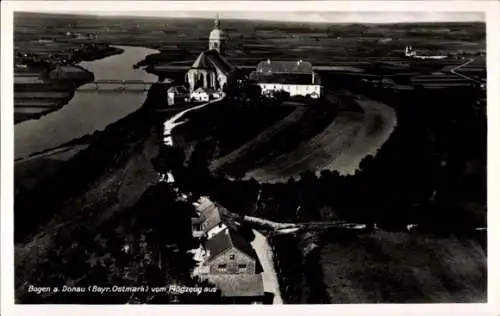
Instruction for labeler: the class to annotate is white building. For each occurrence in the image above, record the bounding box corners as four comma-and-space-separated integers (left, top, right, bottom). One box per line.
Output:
250, 60, 321, 98
167, 85, 189, 106
185, 14, 235, 101
405, 45, 447, 60
190, 87, 211, 102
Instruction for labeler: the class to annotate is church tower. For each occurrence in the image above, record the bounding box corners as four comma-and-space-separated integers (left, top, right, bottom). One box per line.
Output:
209, 13, 225, 53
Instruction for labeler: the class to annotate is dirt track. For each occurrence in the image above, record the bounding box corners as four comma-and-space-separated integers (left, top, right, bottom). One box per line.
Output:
251, 230, 283, 304
244, 95, 396, 182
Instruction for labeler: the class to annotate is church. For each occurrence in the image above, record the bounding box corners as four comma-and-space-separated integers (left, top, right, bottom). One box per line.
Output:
185, 15, 237, 101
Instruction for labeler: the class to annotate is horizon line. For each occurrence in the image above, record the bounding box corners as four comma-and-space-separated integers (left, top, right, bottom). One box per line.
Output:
14, 10, 485, 24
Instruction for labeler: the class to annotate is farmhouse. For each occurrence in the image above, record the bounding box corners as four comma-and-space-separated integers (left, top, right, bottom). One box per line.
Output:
250, 59, 321, 98
190, 196, 266, 303
200, 227, 263, 275
197, 228, 265, 303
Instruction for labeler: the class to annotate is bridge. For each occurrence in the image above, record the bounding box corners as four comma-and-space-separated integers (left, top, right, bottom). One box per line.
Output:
77, 80, 159, 92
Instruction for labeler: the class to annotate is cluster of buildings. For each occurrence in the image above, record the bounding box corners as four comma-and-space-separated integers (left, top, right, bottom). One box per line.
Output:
167, 15, 322, 106
404, 45, 447, 60
189, 197, 266, 303
62, 31, 97, 40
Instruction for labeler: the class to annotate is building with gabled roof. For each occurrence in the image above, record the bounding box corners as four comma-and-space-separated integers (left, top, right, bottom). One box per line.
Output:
186, 50, 234, 94
167, 85, 189, 106
250, 59, 321, 98
200, 227, 263, 275
192, 197, 225, 238
185, 15, 236, 97
189, 196, 267, 303
256, 59, 313, 74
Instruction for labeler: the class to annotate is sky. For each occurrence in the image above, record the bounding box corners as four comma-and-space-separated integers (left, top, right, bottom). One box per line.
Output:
96, 11, 485, 23
20, 10, 485, 24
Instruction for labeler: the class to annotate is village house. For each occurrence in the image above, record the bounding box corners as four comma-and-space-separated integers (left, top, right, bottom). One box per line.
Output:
250, 59, 321, 98
200, 227, 263, 275
197, 228, 265, 303
189, 196, 266, 303
167, 85, 189, 106
191, 197, 227, 239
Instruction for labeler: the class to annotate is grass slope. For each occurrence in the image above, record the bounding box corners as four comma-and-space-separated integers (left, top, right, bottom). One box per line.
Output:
319, 231, 486, 303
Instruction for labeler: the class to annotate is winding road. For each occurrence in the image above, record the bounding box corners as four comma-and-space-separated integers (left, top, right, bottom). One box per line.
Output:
449, 58, 483, 85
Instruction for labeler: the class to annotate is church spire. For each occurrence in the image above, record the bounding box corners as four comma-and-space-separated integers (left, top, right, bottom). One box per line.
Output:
209, 12, 224, 52
214, 13, 220, 29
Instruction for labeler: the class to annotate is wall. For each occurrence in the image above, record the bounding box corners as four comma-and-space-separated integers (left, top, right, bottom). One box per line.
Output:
259, 83, 321, 97
207, 249, 256, 275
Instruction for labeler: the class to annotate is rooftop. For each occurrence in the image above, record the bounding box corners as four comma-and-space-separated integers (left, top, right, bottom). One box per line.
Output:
204, 227, 260, 263
250, 71, 320, 85
191, 49, 234, 74
167, 85, 189, 94
256, 60, 313, 74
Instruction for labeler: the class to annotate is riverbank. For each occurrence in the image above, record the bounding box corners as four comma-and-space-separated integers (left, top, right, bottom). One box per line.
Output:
14, 45, 124, 124
15, 45, 159, 160
15, 82, 164, 296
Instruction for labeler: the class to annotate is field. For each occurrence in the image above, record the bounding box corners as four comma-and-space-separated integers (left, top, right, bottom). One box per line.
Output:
15, 12, 485, 68
242, 94, 396, 182
14, 13, 486, 99
319, 231, 486, 303
269, 230, 486, 304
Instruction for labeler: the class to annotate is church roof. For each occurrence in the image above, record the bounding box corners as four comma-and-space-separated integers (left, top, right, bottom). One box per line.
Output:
256, 60, 313, 74
190, 50, 233, 75
193, 87, 209, 94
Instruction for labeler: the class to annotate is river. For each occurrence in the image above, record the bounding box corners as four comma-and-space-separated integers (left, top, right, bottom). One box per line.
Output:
14, 45, 159, 160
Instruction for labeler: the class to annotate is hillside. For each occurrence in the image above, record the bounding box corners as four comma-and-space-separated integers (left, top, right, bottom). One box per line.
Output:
319, 231, 486, 303
171, 90, 395, 183
14, 84, 222, 303
269, 230, 486, 304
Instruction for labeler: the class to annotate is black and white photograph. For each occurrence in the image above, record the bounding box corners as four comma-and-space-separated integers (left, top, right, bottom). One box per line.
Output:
1, 0, 498, 313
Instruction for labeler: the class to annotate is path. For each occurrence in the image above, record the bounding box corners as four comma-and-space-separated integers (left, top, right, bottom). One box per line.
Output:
250, 229, 283, 304
450, 58, 482, 85
163, 94, 226, 145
